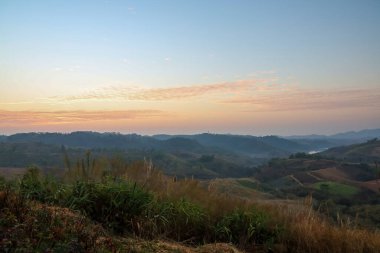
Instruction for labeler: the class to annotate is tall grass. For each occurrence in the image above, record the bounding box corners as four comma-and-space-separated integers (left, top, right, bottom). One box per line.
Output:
2, 153, 380, 252
269, 197, 380, 253
0, 184, 114, 252
7, 156, 279, 250
68, 180, 152, 234
126, 160, 380, 252
82, 155, 380, 252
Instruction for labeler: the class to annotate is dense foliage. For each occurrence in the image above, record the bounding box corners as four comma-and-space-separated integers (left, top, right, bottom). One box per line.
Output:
0, 162, 280, 252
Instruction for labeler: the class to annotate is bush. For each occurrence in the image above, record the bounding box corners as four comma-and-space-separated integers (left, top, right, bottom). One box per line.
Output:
67, 180, 152, 234
2, 157, 380, 252
19, 166, 67, 205
215, 208, 279, 247
143, 198, 207, 242
0, 188, 112, 252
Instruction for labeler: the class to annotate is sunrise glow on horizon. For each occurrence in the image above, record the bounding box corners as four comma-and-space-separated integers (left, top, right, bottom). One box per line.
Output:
1, 0, 380, 135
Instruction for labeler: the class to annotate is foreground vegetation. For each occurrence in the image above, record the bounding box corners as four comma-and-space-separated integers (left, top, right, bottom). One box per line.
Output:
1, 155, 380, 252
254, 151, 380, 228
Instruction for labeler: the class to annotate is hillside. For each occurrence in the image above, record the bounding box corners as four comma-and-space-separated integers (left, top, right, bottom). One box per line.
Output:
321, 139, 380, 163
253, 150, 380, 228
171, 134, 308, 157
285, 128, 380, 151
5, 131, 375, 161
4, 132, 313, 158
0, 141, 257, 179
1, 159, 380, 253
331, 129, 380, 140
286, 128, 380, 140
2, 133, 380, 229
0, 132, 319, 179
6, 132, 160, 150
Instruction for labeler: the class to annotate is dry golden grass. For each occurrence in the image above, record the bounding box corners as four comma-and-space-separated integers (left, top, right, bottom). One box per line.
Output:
1, 187, 242, 253
121, 161, 380, 253
121, 160, 252, 218
118, 238, 242, 253
262, 196, 380, 253
62, 156, 380, 253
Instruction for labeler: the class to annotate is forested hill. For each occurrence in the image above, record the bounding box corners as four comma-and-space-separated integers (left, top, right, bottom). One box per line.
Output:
285, 128, 380, 149
155, 133, 308, 156
5, 132, 158, 150
0, 132, 317, 179
3, 131, 378, 179
321, 138, 380, 163
3, 132, 311, 157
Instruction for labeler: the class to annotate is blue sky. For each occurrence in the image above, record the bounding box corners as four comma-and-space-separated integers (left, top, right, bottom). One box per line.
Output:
0, 0, 379, 135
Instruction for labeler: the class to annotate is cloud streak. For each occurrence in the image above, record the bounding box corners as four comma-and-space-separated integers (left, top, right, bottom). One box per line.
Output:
222, 87, 380, 111
49, 78, 380, 114
60, 79, 268, 102
0, 110, 166, 125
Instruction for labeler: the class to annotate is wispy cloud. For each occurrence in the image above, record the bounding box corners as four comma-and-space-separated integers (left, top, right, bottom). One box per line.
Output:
0, 110, 166, 125
222, 87, 380, 111
60, 79, 269, 102
51, 65, 81, 72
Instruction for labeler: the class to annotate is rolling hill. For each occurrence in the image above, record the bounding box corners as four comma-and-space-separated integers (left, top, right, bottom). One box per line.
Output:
321, 138, 380, 163
285, 128, 380, 140
285, 128, 380, 151
1, 132, 380, 229
251, 142, 380, 228
4, 132, 307, 157
0, 132, 317, 179
0, 140, 261, 179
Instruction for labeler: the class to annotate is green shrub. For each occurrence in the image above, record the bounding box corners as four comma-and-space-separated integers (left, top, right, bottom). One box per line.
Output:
19, 166, 67, 205
0, 188, 112, 252
215, 208, 278, 247
19, 166, 45, 200
144, 198, 207, 242
3, 158, 283, 251
67, 180, 152, 234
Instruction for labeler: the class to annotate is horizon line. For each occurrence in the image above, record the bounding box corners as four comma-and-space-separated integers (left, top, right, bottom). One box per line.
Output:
1, 127, 380, 138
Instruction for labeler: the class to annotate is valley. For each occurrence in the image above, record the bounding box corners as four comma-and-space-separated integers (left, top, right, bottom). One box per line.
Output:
1, 131, 379, 230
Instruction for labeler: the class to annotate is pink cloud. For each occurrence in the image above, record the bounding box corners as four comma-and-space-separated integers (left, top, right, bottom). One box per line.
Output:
0, 110, 166, 125
60, 79, 271, 101
222, 87, 380, 111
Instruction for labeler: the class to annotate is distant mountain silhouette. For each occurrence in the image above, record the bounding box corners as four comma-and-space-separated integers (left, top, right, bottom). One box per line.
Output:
163, 133, 307, 157
321, 138, 380, 163
330, 129, 380, 140
4, 130, 380, 158
6, 132, 159, 149
286, 128, 380, 140
4, 132, 309, 158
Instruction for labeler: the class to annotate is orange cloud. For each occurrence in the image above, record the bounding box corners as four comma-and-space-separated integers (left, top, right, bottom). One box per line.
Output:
0, 110, 166, 125
222, 87, 380, 112
60, 79, 270, 101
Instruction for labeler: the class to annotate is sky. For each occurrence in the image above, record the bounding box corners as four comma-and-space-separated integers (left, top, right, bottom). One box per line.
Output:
0, 0, 379, 135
